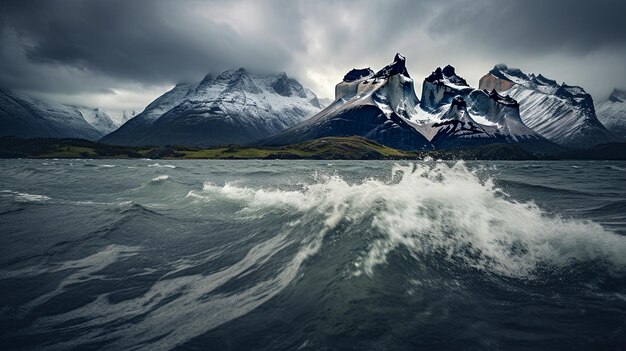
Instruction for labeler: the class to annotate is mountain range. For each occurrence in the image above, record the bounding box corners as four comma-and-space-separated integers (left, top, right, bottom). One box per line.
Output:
266, 55, 562, 151
0, 89, 121, 140
479, 65, 615, 148
1, 54, 624, 153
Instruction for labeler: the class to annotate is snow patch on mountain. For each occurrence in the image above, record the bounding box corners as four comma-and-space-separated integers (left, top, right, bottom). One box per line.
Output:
0, 89, 107, 140
479, 65, 614, 148
102, 69, 323, 147
596, 88, 626, 139
75, 107, 119, 135
262, 54, 432, 150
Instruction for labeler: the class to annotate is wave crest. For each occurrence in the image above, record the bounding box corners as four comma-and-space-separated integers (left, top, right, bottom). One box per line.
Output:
192, 161, 626, 278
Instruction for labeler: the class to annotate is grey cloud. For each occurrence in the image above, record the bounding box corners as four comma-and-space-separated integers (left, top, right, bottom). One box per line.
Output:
0, 0, 624, 111
433, 0, 626, 54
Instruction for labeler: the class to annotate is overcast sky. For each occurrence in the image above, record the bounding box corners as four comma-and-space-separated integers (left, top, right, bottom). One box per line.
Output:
1, 0, 625, 117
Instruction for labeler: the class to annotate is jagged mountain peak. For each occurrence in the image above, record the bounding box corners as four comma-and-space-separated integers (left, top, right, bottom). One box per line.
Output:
420, 64, 472, 112
210, 68, 262, 94
449, 95, 467, 112
555, 83, 588, 100
372, 53, 410, 79
442, 65, 457, 77
532, 74, 558, 88
438, 96, 469, 122
101, 68, 323, 147
424, 65, 468, 87
490, 64, 530, 82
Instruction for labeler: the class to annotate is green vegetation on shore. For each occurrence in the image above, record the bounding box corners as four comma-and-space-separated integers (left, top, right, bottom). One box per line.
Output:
1, 136, 624, 160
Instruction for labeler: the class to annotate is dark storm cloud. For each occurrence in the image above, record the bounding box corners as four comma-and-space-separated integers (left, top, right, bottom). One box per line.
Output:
433, 0, 626, 53
0, 0, 301, 91
0, 0, 624, 111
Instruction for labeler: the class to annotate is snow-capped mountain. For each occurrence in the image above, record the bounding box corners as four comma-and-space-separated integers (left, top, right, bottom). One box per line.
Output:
596, 89, 626, 139
409, 65, 554, 150
0, 89, 114, 140
479, 64, 614, 148
75, 106, 119, 135
423, 95, 496, 148
101, 70, 323, 147
262, 54, 432, 150
264, 56, 557, 151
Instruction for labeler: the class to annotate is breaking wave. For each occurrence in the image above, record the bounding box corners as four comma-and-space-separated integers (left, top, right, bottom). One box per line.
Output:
190, 161, 626, 278
3, 160, 625, 350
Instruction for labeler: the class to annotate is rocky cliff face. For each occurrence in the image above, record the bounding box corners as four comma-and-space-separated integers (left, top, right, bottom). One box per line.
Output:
420, 65, 473, 112
261, 54, 432, 150
409, 65, 555, 151
479, 65, 614, 148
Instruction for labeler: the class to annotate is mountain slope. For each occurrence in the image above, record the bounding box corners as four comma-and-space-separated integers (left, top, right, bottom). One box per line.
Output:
261, 54, 432, 150
75, 106, 119, 135
102, 70, 322, 147
0, 89, 106, 140
596, 89, 626, 139
409, 66, 556, 151
479, 65, 614, 148
100, 82, 196, 145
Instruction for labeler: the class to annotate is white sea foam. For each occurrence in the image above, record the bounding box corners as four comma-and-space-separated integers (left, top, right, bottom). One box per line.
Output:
189, 161, 626, 278
150, 175, 171, 182
1, 190, 51, 203
148, 163, 176, 169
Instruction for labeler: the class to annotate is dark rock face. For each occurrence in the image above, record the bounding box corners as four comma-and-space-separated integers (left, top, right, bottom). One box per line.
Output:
420, 66, 473, 111
262, 105, 431, 151
343, 68, 375, 82
372, 53, 410, 79
425, 67, 444, 84
424, 65, 468, 86
449, 95, 467, 111
487, 89, 519, 107
261, 54, 432, 151
441, 65, 456, 77
271, 73, 307, 98
428, 96, 499, 149
532, 74, 558, 87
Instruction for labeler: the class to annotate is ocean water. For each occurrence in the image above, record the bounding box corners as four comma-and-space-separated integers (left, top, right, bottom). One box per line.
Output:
0, 159, 625, 350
